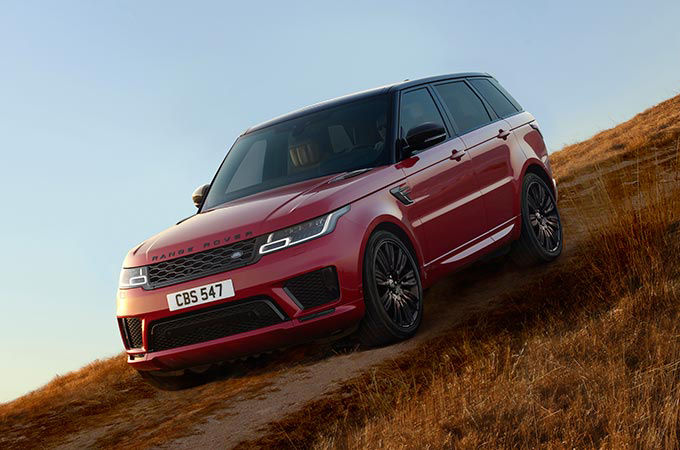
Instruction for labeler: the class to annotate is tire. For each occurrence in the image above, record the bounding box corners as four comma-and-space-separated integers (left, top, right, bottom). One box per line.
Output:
137, 366, 211, 391
510, 173, 563, 266
358, 230, 423, 346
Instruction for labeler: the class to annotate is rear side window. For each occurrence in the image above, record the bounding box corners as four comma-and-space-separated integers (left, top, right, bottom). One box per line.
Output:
469, 78, 519, 118
434, 81, 491, 134
399, 88, 447, 137
489, 78, 522, 111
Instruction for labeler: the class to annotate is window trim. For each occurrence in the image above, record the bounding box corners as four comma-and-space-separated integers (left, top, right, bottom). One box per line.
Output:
430, 79, 498, 136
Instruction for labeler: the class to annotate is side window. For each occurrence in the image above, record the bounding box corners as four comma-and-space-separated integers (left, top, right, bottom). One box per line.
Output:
226, 140, 266, 191
399, 88, 446, 137
469, 78, 519, 118
434, 81, 491, 134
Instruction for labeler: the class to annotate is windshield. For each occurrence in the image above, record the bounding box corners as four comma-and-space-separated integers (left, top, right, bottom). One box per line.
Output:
202, 94, 391, 210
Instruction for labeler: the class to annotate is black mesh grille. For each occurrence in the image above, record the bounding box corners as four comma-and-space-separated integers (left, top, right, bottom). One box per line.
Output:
149, 298, 287, 352
146, 238, 261, 289
284, 267, 340, 309
121, 318, 143, 349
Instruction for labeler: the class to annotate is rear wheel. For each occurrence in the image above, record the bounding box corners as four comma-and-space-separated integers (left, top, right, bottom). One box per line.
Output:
137, 365, 212, 391
511, 173, 563, 266
358, 230, 423, 346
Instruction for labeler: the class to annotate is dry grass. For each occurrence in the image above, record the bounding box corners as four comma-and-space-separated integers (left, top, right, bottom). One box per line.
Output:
550, 94, 680, 184
0, 355, 154, 447
2, 94, 679, 449
0, 343, 331, 448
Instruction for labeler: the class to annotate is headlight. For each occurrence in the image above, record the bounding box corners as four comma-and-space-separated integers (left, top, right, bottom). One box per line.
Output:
119, 266, 149, 289
259, 205, 350, 254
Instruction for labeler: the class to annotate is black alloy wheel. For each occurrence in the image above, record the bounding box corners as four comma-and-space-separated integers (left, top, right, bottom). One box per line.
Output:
358, 230, 423, 346
373, 239, 420, 328
511, 173, 563, 266
526, 180, 561, 252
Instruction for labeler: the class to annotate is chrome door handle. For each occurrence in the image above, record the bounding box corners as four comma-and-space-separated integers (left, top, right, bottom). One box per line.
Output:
497, 129, 511, 140
450, 149, 465, 161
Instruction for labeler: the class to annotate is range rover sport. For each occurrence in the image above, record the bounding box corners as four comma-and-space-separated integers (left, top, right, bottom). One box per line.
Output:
117, 73, 562, 389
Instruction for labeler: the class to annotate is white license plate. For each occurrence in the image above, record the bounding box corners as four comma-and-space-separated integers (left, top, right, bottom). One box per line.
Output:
166, 279, 235, 311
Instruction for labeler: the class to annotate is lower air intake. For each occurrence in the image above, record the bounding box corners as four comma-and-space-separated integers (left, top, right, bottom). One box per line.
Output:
148, 298, 287, 352
284, 267, 340, 309
121, 317, 143, 349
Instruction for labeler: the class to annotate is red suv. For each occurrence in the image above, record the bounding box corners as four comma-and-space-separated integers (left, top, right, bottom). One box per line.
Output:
117, 73, 562, 389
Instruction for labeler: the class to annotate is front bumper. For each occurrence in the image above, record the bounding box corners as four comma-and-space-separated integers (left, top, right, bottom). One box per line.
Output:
117, 216, 366, 371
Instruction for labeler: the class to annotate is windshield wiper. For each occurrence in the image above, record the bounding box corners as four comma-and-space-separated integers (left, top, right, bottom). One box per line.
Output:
327, 168, 373, 183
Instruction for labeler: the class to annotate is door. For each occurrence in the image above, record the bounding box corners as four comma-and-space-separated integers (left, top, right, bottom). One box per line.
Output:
396, 87, 485, 264
432, 80, 517, 231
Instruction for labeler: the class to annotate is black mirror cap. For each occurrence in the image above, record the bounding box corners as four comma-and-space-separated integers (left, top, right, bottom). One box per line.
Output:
405, 122, 447, 152
192, 183, 210, 209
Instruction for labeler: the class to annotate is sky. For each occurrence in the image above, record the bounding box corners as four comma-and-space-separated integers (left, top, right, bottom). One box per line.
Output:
1, 0, 679, 403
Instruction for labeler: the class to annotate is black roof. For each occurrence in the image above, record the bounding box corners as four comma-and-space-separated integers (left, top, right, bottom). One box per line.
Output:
245, 72, 491, 134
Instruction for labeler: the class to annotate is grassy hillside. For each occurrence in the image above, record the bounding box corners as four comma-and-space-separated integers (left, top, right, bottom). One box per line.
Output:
550, 94, 680, 183
0, 340, 313, 448
2, 94, 679, 449
240, 95, 680, 448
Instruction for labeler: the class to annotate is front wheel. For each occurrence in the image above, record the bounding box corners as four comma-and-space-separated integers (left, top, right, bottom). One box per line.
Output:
358, 230, 423, 346
511, 173, 563, 266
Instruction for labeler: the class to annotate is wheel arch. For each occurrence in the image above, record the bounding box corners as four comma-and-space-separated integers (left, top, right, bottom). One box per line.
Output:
523, 162, 556, 199
371, 221, 419, 264
357, 214, 426, 285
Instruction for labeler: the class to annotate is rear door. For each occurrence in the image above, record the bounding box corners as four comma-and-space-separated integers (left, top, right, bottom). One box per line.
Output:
396, 86, 485, 264
469, 77, 550, 173
432, 79, 517, 231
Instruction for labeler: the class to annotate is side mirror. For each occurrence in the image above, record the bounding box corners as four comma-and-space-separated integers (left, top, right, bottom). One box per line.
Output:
404, 122, 447, 154
192, 183, 210, 208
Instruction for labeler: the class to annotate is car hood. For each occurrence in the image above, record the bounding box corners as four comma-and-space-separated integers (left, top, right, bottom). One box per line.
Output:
123, 165, 404, 267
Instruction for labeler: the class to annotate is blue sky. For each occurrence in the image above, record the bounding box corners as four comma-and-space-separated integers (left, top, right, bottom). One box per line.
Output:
1, 0, 678, 403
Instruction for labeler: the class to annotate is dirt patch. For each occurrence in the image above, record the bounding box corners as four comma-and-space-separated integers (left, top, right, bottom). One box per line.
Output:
166, 259, 538, 448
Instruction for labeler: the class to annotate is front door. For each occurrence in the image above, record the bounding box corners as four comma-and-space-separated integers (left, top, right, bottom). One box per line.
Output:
396, 87, 485, 265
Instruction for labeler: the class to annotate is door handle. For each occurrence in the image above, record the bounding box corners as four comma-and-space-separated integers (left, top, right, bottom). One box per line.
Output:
450, 149, 465, 161
497, 129, 511, 140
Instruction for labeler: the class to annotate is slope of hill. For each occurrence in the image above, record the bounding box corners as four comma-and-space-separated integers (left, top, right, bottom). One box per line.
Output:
550, 94, 680, 182
2, 94, 679, 449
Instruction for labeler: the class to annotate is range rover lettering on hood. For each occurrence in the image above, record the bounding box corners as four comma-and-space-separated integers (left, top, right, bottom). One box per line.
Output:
150, 231, 254, 262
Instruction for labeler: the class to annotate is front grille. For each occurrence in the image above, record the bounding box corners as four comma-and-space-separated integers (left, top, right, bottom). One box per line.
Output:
284, 267, 340, 309
146, 238, 261, 289
148, 297, 288, 352
120, 317, 143, 349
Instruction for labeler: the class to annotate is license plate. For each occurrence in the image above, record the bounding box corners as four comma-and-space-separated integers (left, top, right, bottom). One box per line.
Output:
166, 279, 235, 311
